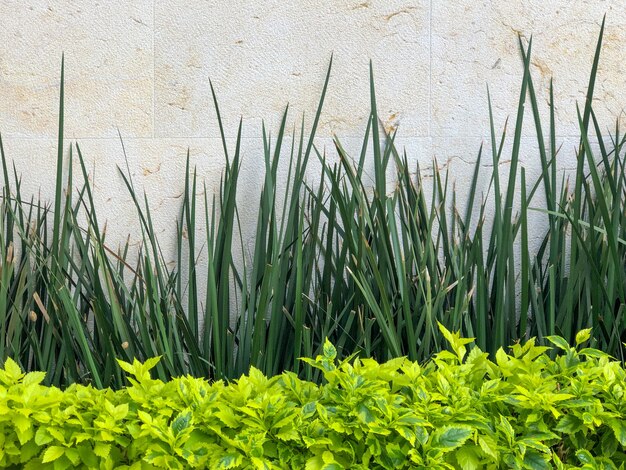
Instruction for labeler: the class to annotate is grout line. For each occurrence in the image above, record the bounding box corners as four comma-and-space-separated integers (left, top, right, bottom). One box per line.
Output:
152, 0, 156, 139
428, 0, 432, 138
0, 135, 596, 142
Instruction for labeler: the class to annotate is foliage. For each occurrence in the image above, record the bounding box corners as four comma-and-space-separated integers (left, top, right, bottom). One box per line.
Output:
2, 330, 626, 468
1, 19, 626, 387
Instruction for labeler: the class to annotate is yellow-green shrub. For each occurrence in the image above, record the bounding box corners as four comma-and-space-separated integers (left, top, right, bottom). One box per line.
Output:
1, 327, 625, 469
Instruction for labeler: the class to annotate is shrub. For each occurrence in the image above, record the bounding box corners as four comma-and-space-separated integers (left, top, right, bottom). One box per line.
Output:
1, 327, 626, 469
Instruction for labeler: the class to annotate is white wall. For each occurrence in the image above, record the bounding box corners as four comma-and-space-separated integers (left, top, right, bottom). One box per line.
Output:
0, 1, 624, 262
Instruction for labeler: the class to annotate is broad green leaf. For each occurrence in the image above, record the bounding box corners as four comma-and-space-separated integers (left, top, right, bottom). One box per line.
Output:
545, 336, 570, 351
143, 356, 162, 372
217, 453, 243, 469
35, 428, 53, 446
77, 445, 98, 467
64, 448, 81, 466
433, 425, 473, 450
556, 414, 583, 434
357, 403, 374, 424
438, 322, 456, 349
117, 359, 135, 376
172, 411, 192, 436
495, 348, 509, 368
576, 449, 596, 465
137, 410, 153, 424
215, 404, 240, 428
608, 419, 626, 446
437, 322, 474, 360
455, 446, 480, 470
575, 329, 592, 345
579, 348, 610, 359
323, 340, 337, 361
42, 446, 65, 463
478, 435, 498, 459
415, 426, 429, 446
601, 428, 619, 458
302, 401, 317, 419
499, 416, 515, 445
94, 443, 111, 459
322, 451, 335, 464
2, 357, 23, 383
22, 371, 46, 386
523, 450, 551, 470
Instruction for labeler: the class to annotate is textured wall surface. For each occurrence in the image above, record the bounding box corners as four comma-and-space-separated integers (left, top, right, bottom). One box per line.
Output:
0, 1, 624, 260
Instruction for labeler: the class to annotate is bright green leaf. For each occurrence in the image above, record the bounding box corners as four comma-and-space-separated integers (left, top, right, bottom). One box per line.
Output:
42, 446, 65, 463
433, 425, 473, 450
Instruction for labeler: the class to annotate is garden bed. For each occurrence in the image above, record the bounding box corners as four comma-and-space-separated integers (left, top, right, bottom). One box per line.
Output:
1, 327, 624, 468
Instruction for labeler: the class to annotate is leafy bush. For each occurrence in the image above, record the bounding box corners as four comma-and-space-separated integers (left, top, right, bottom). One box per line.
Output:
2, 18, 626, 388
2, 328, 626, 469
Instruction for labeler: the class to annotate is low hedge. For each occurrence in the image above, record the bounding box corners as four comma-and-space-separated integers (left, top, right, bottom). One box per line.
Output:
1, 326, 626, 469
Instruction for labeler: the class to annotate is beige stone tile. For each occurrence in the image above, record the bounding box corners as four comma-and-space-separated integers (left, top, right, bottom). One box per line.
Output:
0, 1, 153, 139
155, 0, 429, 140
431, 2, 626, 138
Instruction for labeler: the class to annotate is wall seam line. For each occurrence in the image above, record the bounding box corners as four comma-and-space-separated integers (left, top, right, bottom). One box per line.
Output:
428, 0, 432, 139
152, 0, 156, 139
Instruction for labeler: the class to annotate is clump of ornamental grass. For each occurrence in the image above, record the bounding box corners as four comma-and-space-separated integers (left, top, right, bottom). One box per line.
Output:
0, 18, 625, 388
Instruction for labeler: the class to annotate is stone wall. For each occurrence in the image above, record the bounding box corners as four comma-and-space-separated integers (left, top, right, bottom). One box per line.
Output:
0, 1, 623, 262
